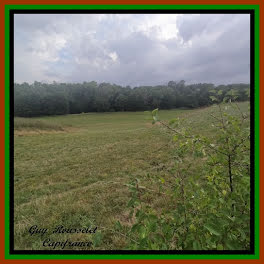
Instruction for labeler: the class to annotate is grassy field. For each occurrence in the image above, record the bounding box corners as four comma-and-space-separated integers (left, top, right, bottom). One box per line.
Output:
14, 102, 249, 250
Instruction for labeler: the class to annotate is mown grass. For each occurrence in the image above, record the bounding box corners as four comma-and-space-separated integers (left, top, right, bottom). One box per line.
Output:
14, 102, 249, 250
14, 118, 64, 131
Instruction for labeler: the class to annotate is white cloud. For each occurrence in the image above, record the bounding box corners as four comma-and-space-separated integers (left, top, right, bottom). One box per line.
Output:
109, 51, 118, 62
14, 13, 250, 85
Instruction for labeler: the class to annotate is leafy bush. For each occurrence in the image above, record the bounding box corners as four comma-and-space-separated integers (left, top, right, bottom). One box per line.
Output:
120, 92, 250, 250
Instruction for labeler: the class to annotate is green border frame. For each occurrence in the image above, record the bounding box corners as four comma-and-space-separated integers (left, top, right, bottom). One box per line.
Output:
4, 4, 260, 260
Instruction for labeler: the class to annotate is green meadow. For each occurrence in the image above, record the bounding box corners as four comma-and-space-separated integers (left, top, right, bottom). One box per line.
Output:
14, 102, 249, 250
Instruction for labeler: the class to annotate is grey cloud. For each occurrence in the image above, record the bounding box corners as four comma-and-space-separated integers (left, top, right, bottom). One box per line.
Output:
161, 14, 250, 84
14, 13, 250, 86
110, 32, 157, 64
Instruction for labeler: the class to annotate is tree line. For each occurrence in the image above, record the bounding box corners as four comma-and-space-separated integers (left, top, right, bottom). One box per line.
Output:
14, 81, 250, 117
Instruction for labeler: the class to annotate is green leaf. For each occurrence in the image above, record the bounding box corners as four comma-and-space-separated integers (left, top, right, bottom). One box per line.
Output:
193, 241, 202, 250
127, 198, 136, 207
225, 240, 241, 250
153, 233, 165, 243
217, 244, 224, 250
131, 223, 140, 233
93, 231, 103, 247
219, 198, 225, 204
173, 135, 178, 142
152, 108, 159, 117
204, 224, 221, 236
209, 96, 218, 102
246, 88, 250, 97
115, 221, 122, 231
138, 225, 147, 239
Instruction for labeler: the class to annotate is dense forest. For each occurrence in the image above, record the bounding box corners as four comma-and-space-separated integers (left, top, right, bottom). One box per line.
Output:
14, 81, 250, 117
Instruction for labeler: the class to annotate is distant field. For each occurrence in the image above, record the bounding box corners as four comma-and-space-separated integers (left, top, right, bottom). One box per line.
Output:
14, 102, 250, 250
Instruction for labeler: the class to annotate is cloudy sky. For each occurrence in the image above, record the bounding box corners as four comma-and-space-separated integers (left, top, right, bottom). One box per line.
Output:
14, 13, 250, 86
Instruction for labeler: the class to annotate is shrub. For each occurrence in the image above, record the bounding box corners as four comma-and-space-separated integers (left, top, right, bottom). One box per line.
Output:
121, 94, 250, 250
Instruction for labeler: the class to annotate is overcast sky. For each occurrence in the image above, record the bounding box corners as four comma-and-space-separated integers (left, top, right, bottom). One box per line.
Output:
14, 13, 250, 86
